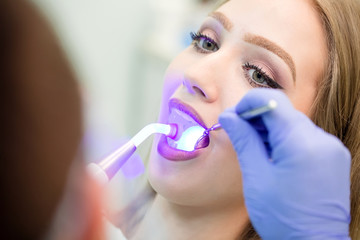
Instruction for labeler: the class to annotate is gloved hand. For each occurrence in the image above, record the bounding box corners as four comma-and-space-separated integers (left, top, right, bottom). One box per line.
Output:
219, 89, 351, 240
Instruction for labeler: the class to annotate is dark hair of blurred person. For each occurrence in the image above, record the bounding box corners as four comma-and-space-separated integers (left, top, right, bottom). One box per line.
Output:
0, 0, 104, 239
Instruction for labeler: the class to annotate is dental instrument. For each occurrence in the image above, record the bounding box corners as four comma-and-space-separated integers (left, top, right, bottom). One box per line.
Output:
87, 123, 177, 184
194, 100, 277, 149
87, 100, 277, 184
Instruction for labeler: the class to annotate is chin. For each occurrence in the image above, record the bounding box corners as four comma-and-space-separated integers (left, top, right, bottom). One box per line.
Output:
147, 149, 206, 206
147, 155, 239, 208
147, 129, 244, 208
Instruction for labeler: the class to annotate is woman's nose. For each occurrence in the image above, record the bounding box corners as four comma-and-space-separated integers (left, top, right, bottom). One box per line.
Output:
182, 55, 223, 103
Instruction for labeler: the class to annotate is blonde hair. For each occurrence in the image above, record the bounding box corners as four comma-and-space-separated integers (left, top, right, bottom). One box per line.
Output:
311, 0, 360, 239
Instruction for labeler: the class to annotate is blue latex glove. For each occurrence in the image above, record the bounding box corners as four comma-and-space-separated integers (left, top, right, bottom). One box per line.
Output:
219, 89, 351, 240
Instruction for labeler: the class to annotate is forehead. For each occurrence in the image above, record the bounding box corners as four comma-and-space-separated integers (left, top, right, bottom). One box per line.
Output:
217, 0, 327, 80
218, 0, 317, 32
217, 0, 322, 47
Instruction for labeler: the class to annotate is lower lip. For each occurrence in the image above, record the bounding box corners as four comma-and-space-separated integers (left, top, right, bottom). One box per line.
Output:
157, 135, 203, 161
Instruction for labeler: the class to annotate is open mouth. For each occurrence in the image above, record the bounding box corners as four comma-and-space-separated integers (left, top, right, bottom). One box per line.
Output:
157, 98, 208, 161
167, 108, 206, 151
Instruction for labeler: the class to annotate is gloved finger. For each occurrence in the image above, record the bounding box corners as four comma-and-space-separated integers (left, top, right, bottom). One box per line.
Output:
235, 88, 311, 151
235, 88, 299, 127
219, 109, 271, 175
247, 117, 271, 155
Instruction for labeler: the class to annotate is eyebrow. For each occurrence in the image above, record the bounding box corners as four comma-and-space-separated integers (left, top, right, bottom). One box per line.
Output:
209, 11, 297, 82
209, 12, 233, 31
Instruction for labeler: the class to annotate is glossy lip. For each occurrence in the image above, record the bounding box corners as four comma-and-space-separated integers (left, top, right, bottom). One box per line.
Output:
168, 98, 207, 128
157, 98, 207, 161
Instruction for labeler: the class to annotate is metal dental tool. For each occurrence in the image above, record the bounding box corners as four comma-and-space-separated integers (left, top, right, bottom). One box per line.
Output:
87, 123, 177, 184
87, 100, 277, 184
194, 100, 278, 150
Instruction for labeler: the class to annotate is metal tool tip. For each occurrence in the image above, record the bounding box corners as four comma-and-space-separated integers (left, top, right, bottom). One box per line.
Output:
268, 99, 277, 109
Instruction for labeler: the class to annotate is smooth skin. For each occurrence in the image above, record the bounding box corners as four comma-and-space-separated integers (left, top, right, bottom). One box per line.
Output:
132, 0, 328, 239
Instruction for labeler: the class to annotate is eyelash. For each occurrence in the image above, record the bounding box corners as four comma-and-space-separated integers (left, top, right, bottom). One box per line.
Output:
190, 31, 219, 53
189, 31, 283, 89
242, 63, 283, 89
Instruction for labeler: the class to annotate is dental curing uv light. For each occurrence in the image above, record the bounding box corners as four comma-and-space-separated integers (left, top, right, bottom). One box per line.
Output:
87, 123, 177, 184
88, 100, 277, 184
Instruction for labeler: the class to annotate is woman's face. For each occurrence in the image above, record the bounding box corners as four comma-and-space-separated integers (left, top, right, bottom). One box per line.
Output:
148, 0, 327, 208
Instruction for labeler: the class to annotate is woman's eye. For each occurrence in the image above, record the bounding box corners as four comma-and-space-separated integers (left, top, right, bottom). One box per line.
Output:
190, 32, 219, 53
198, 38, 218, 51
249, 69, 267, 84
243, 63, 283, 89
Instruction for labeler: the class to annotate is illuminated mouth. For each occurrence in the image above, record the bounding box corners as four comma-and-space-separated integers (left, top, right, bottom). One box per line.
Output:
166, 99, 207, 152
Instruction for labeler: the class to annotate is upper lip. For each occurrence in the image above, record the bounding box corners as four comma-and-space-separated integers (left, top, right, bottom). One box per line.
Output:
168, 98, 207, 129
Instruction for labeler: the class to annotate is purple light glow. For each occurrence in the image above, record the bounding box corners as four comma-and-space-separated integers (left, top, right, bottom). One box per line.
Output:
120, 151, 145, 179
84, 132, 145, 180
102, 139, 145, 179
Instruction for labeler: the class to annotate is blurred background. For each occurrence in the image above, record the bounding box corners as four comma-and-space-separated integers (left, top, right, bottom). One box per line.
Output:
31, 0, 218, 163
29, 1, 218, 238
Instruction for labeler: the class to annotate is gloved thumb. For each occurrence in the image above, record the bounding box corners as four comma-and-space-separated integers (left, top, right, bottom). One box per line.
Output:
219, 108, 270, 179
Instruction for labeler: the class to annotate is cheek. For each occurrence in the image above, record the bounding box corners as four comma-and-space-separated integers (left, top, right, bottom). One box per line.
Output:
162, 71, 182, 100
211, 132, 244, 197
158, 51, 193, 122
158, 70, 183, 123
185, 131, 245, 207
287, 80, 318, 116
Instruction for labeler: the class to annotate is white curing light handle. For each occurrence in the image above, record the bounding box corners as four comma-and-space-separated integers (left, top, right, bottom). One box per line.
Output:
87, 141, 137, 185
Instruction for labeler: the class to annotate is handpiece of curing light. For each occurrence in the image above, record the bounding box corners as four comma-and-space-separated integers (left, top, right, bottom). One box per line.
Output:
87, 123, 177, 184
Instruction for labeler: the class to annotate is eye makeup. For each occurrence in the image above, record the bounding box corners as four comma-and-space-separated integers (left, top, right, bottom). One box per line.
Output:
241, 48, 291, 89
190, 16, 225, 54
189, 18, 289, 90
190, 32, 219, 54
242, 62, 283, 89
198, 16, 226, 40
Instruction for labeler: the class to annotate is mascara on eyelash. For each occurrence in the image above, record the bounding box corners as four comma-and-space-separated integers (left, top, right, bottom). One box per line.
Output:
190, 31, 219, 53
190, 32, 217, 44
243, 63, 283, 89
190, 31, 208, 40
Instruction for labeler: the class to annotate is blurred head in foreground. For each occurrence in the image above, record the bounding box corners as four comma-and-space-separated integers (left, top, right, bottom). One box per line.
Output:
0, 0, 103, 239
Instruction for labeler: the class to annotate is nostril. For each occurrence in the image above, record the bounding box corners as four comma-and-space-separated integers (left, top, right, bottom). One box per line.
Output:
192, 86, 206, 98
